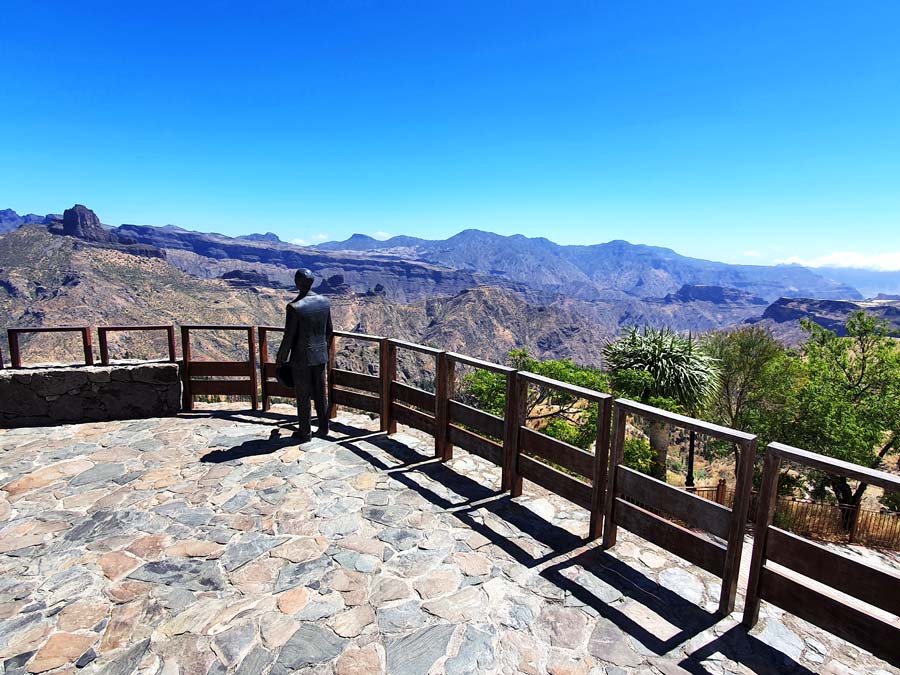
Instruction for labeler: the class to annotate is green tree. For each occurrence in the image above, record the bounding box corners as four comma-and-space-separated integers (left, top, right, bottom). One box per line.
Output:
602, 327, 719, 479
786, 312, 900, 525
704, 326, 800, 485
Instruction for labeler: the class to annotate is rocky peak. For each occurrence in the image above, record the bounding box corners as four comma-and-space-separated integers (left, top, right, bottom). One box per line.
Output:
62, 205, 111, 241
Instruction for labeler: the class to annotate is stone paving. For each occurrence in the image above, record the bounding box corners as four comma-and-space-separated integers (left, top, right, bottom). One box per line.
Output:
1, 404, 898, 675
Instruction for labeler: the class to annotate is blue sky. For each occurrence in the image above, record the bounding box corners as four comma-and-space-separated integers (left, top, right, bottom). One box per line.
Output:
2, 1, 899, 268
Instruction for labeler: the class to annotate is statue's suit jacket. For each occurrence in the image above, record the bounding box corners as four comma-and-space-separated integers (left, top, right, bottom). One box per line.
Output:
276, 292, 333, 367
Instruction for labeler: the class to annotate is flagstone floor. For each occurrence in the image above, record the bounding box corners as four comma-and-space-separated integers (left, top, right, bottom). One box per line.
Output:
1, 405, 897, 675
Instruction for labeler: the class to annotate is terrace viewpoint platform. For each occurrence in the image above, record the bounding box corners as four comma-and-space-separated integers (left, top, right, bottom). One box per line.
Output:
1, 405, 897, 675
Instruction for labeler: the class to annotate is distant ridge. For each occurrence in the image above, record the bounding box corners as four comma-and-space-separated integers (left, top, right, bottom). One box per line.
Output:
318, 229, 861, 302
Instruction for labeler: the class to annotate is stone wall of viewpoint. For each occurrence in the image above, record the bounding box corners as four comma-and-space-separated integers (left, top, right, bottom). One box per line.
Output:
0, 362, 181, 427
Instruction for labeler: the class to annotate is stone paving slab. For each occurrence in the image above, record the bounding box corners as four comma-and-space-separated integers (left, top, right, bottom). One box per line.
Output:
1, 405, 898, 675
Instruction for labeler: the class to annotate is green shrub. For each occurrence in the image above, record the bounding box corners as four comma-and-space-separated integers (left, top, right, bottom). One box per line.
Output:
623, 438, 654, 475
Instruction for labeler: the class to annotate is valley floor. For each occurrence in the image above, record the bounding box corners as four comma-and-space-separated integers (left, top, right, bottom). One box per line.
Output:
0, 405, 897, 675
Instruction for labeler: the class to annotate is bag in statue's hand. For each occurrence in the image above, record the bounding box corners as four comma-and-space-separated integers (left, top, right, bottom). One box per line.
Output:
276, 363, 294, 388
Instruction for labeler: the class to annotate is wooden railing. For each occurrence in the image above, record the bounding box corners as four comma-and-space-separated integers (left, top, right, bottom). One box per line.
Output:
98, 325, 176, 365
180, 325, 258, 411
743, 442, 900, 664
7, 326, 94, 368
5, 323, 900, 663
602, 399, 757, 615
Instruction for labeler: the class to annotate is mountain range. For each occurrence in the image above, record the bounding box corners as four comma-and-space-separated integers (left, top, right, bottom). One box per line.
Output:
1, 205, 898, 366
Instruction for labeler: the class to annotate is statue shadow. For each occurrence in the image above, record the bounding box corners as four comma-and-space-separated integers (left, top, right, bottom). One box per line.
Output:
200, 428, 298, 463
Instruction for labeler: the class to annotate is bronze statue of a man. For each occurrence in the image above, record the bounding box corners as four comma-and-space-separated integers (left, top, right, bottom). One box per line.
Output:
276, 268, 333, 442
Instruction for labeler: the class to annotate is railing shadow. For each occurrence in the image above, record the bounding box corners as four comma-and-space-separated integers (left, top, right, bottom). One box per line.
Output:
543, 547, 719, 653
679, 624, 816, 674
336, 428, 584, 567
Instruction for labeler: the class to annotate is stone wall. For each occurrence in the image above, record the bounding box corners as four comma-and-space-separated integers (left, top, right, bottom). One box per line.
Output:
0, 362, 181, 427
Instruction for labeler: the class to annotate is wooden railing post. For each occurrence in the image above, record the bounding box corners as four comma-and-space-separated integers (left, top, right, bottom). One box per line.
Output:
589, 396, 612, 540
180, 326, 192, 411
602, 403, 627, 549
327, 333, 338, 418
435, 351, 450, 459
98, 328, 110, 366
501, 369, 519, 491
259, 327, 270, 411
166, 325, 177, 363
248, 328, 258, 410
8, 330, 20, 368
743, 448, 781, 627
510, 373, 528, 497
81, 327, 94, 366
720, 437, 756, 615
380, 338, 396, 434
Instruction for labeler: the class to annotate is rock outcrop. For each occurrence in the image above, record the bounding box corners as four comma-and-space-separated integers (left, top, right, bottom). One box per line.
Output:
62, 205, 111, 241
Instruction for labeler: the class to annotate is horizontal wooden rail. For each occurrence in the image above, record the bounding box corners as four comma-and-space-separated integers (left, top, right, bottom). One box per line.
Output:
333, 330, 383, 342
332, 388, 381, 414
97, 325, 176, 365
769, 442, 900, 491
617, 466, 732, 539
7, 326, 93, 368
189, 361, 252, 377
448, 400, 504, 439
446, 351, 515, 374
615, 398, 756, 444
766, 526, 900, 617
448, 424, 504, 466
615, 498, 727, 576
181, 324, 257, 331
519, 454, 593, 509
519, 370, 612, 403
521, 427, 594, 479
331, 368, 380, 393
757, 567, 900, 665
392, 401, 436, 435
389, 338, 443, 356
391, 381, 436, 410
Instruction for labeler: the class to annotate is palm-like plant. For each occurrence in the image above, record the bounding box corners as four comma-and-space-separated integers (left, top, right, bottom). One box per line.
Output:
603, 327, 719, 479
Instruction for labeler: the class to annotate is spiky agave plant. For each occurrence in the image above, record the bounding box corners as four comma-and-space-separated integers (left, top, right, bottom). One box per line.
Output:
602, 327, 719, 412
603, 327, 720, 479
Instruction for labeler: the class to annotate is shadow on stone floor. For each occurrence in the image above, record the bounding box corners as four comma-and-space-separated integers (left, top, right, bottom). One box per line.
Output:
544, 548, 720, 652
337, 430, 585, 567
200, 429, 299, 463
543, 548, 815, 674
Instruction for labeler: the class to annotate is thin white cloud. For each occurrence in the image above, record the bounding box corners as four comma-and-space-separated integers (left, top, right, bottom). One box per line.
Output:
743, 249, 761, 258
777, 251, 900, 271
290, 237, 308, 246
314, 233, 330, 241
372, 231, 392, 240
